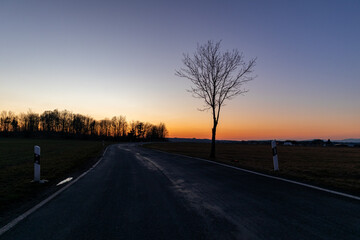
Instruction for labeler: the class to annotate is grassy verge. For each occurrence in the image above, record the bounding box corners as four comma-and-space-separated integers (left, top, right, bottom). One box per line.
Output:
144, 142, 360, 196
0, 138, 107, 225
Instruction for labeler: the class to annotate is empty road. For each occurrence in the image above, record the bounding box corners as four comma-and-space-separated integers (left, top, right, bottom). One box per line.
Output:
1, 143, 359, 239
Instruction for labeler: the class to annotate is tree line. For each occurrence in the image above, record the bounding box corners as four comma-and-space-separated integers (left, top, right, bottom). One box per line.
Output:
0, 109, 168, 141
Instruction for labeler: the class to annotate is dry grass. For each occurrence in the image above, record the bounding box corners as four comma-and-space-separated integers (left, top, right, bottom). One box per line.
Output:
0, 138, 106, 222
144, 142, 360, 196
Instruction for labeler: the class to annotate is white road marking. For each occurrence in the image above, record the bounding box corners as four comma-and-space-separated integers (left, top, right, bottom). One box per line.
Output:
56, 177, 73, 186
0, 146, 111, 236
151, 148, 360, 201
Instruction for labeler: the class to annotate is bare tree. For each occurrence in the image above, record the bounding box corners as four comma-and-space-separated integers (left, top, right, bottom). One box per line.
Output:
60, 110, 71, 134
111, 116, 119, 137
176, 40, 256, 158
118, 115, 127, 137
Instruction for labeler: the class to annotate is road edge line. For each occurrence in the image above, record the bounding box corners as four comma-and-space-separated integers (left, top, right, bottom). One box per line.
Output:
0, 145, 111, 236
147, 147, 360, 201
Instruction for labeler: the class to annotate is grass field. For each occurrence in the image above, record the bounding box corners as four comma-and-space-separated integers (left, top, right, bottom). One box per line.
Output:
144, 142, 360, 196
0, 138, 106, 223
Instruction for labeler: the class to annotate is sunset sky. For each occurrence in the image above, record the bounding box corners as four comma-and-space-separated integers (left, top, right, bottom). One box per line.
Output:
0, 0, 359, 140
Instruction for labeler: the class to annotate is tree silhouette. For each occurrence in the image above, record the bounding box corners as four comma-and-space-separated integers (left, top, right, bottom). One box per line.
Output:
136, 122, 145, 140
119, 116, 127, 137
0, 111, 12, 132
11, 117, 18, 132
59, 110, 71, 134
176, 40, 256, 158
26, 111, 40, 133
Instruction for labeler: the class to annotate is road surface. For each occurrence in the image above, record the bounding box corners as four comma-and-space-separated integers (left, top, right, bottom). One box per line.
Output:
1, 143, 360, 239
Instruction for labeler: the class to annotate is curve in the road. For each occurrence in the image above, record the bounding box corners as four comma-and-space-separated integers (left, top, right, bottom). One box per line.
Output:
1, 143, 359, 240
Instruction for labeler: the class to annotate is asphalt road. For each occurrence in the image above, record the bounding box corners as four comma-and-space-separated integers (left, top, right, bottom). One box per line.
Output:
1, 143, 360, 239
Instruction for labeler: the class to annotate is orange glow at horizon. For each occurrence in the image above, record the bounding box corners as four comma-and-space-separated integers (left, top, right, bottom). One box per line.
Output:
167, 115, 360, 141
2, 103, 358, 141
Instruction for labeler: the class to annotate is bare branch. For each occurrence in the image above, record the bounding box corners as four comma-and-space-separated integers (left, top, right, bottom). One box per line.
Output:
175, 40, 256, 158
176, 40, 256, 123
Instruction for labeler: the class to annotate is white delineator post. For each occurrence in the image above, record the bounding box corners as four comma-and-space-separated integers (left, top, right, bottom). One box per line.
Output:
271, 140, 279, 171
34, 145, 41, 182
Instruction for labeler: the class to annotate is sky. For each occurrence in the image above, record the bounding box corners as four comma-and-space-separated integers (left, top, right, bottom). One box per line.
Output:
0, 0, 359, 140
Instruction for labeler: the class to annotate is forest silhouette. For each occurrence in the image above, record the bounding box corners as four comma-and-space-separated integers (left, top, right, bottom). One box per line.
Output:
0, 109, 168, 141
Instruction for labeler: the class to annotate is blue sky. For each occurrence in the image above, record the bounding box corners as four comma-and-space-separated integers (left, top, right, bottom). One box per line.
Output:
0, 0, 359, 140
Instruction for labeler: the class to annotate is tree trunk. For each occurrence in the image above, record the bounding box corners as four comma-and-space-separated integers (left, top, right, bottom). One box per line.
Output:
210, 124, 217, 159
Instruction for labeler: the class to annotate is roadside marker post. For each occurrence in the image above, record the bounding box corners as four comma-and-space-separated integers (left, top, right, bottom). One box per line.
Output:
271, 140, 279, 171
34, 146, 41, 182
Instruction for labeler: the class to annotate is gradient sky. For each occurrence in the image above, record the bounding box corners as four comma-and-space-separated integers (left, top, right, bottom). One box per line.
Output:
0, 0, 359, 140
